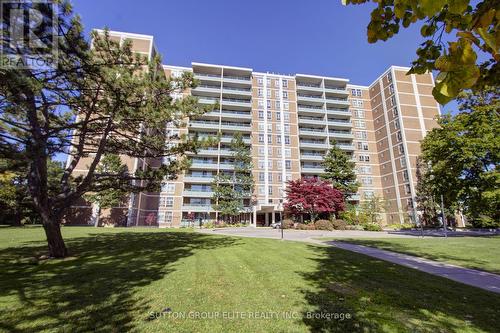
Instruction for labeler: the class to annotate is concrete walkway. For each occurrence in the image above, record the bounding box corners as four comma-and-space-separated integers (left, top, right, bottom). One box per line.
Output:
328, 241, 500, 294
197, 227, 500, 294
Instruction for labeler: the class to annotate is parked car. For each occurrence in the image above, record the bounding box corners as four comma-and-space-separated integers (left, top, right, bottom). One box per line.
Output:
270, 222, 282, 229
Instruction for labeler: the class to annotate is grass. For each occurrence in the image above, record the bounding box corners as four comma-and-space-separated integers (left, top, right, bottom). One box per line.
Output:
0, 226, 499, 332
324, 236, 500, 274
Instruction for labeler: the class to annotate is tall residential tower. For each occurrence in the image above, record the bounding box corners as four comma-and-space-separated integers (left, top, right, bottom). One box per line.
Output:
68, 30, 440, 227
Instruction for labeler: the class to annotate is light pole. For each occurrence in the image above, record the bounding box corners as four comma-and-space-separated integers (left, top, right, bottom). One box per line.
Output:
278, 199, 284, 240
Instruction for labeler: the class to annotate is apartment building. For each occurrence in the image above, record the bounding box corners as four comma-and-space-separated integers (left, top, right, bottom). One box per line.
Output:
67, 30, 440, 227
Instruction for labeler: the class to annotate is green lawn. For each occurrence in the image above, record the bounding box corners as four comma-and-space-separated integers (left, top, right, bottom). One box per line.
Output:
327, 237, 500, 274
0, 227, 499, 332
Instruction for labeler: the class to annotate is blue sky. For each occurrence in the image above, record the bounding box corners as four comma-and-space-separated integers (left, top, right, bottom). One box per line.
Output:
71, 0, 455, 113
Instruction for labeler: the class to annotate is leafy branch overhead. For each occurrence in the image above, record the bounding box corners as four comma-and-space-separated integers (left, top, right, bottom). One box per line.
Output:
344, 0, 499, 104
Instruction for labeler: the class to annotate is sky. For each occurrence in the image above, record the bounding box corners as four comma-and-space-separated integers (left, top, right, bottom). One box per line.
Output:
71, 0, 456, 113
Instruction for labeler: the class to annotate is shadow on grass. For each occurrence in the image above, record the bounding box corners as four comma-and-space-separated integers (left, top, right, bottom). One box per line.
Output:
338, 238, 500, 274
299, 245, 500, 333
0, 231, 239, 332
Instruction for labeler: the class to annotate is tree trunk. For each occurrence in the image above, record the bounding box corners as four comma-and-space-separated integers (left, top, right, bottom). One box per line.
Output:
43, 221, 68, 258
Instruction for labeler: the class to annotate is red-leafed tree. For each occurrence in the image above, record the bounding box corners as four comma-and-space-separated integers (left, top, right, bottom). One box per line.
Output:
284, 178, 345, 222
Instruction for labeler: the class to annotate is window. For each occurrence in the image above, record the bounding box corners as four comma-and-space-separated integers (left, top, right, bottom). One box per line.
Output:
285, 173, 292, 181
258, 100, 264, 108
283, 91, 288, 99
285, 160, 291, 170
358, 155, 370, 162
268, 147, 273, 156
351, 88, 362, 97
258, 147, 265, 156
387, 73, 392, 82
158, 211, 173, 224
275, 100, 280, 109
354, 120, 366, 129
283, 102, 289, 110
276, 148, 282, 157
354, 109, 365, 118
161, 183, 175, 193
405, 184, 411, 194
393, 106, 399, 117
352, 99, 363, 107
403, 170, 409, 182
266, 78, 271, 85
285, 148, 291, 158
159, 196, 173, 207
268, 173, 273, 181
275, 90, 280, 98
389, 84, 394, 94
267, 100, 271, 108
394, 119, 400, 129
407, 198, 414, 208
364, 191, 374, 198
258, 88, 263, 97
358, 165, 372, 174
258, 160, 265, 169
276, 112, 281, 120
258, 134, 264, 143
266, 89, 271, 97
355, 131, 368, 140
282, 80, 288, 88
391, 96, 396, 107
361, 177, 373, 185
267, 134, 272, 144
258, 123, 265, 132
284, 136, 290, 145
284, 112, 290, 121
267, 111, 272, 120
257, 77, 263, 86
258, 111, 264, 119
259, 172, 265, 181
258, 186, 265, 195
396, 131, 402, 142
284, 124, 290, 133
400, 157, 406, 168
398, 144, 405, 155
268, 186, 273, 195
277, 135, 281, 144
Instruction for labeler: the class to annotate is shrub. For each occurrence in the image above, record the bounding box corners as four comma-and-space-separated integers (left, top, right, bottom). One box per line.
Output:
297, 223, 316, 230
363, 223, 382, 231
282, 219, 295, 229
203, 221, 214, 229
345, 224, 364, 231
314, 219, 334, 231
339, 209, 357, 225
331, 219, 347, 230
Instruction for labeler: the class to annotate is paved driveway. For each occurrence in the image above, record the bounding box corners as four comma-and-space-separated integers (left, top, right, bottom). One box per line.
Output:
196, 227, 496, 243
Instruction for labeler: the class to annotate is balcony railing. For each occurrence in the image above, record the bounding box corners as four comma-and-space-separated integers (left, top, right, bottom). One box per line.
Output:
324, 85, 347, 92
298, 94, 323, 99
300, 128, 326, 133
223, 75, 251, 81
297, 83, 322, 88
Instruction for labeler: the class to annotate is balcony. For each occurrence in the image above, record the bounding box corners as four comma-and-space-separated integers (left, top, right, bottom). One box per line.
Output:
299, 128, 327, 137
222, 86, 252, 97
196, 96, 218, 105
325, 96, 350, 107
183, 190, 213, 198
219, 163, 235, 170
299, 140, 328, 149
328, 130, 354, 139
220, 136, 251, 144
300, 153, 325, 161
189, 120, 219, 130
220, 121, 252, 132
297, 94, 324, 105
327, 119, 352, 128
190, 162, 219, 170
192, 85, 220, 95
336, 143, 355, 151
223, 75, 252, 85
326, 108, 351, 117
221, 97, 252, 109
324, 85, 348, 95
181, 204, 214, 212
296, 83, 323, 92
301, 165, 326, 174
297, 105, 324, 115
298, 116, 325, 126
183, 176, 214, 183
347, 194, 361, 201
194, 73, 221, 83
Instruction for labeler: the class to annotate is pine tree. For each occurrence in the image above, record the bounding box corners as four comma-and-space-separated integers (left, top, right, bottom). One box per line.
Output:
321, 142, 359, 198
212, 133, 254, 224
0, 3, 212, 257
